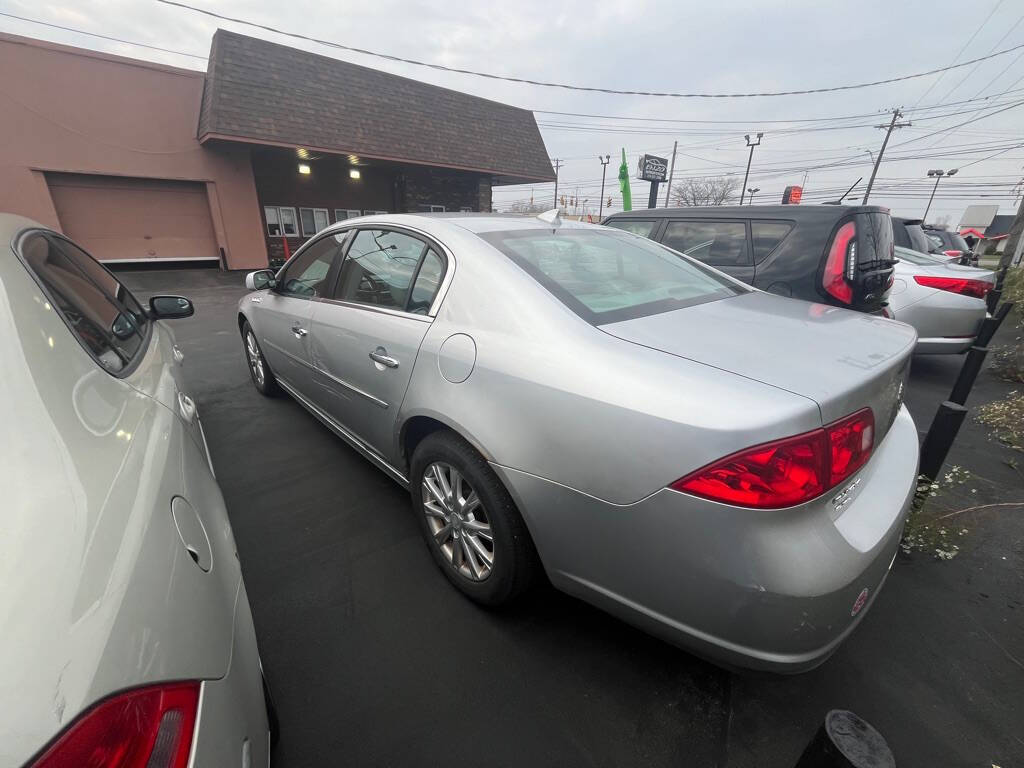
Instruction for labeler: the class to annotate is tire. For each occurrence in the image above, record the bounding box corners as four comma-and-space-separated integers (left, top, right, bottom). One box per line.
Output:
241, 320, 280, 396
410, 431, 539, 606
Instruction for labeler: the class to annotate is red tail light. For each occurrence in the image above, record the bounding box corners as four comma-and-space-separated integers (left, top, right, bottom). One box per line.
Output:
913, 275, 991, 299
943, 250, 960, 258
671, 408, 875, 509
822, 221, 856, 304
31, 682, 199, 768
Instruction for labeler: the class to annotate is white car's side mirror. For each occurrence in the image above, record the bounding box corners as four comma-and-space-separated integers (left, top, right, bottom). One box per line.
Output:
245, 270, 276, 291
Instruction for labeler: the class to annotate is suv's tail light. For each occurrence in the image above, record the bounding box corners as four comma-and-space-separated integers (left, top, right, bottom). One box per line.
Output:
823, 221, 857, 304
30, 682, 199, 768
913, 275, 991, 299
671, 408, 875, 509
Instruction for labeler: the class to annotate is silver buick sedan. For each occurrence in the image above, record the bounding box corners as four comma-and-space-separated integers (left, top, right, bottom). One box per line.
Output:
239, 212, 920, 672
1, 215, 270, 767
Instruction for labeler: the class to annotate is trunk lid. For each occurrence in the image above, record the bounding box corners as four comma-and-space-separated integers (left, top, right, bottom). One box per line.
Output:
601, 291, 916, 439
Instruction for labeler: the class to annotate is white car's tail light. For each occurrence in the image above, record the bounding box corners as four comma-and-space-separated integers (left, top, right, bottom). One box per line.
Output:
671, 409, 874, 509
29, 682, 199, 768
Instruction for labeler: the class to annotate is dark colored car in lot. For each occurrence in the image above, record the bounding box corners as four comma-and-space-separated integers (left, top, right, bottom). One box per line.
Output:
923, 226, 977, 266
603, 205, 896, 314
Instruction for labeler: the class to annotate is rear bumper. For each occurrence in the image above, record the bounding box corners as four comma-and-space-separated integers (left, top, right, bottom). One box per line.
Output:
495, 405, 919, 673
189, 580, 269, 767
914, 336, 975, 354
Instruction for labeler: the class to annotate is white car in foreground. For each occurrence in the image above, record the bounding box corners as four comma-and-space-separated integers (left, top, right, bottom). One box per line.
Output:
1, 214, 271, 768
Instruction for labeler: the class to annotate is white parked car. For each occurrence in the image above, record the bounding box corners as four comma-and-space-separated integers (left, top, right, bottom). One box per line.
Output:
889, 246, 995, 354
1, 214, 272, 768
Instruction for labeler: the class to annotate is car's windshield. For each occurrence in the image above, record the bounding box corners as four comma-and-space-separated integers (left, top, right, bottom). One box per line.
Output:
480, 227, 747, 324
895, 246, 948, 265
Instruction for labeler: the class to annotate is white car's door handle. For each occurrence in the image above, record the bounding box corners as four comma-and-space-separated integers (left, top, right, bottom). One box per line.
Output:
291, 324, 308, 338
369, 347, 399, 369
178, 391, 196, 424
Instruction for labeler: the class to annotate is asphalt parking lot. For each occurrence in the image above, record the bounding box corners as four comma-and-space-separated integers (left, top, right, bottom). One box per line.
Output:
123, 268, 1023, 768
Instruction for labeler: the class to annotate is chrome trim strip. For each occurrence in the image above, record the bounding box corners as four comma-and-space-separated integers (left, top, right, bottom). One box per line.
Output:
315, 297, 432, 323
276, 377, 408, 488
262, 339, 389, 409
196, 416, 216, 478
317, 366, 389, 409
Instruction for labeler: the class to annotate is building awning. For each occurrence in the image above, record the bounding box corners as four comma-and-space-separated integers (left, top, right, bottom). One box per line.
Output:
197, 30, 555, 185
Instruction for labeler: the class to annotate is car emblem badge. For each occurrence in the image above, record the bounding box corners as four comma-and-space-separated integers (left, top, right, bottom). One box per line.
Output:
851, 588, 869, 617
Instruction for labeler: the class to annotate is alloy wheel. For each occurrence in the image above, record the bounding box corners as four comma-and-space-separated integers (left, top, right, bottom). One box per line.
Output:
422, 462, 494, 581
245, 331, 265, 387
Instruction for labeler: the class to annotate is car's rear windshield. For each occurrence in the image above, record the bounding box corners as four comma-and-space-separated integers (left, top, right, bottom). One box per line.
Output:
904, 223, 934, 254
480, 228, 747, 324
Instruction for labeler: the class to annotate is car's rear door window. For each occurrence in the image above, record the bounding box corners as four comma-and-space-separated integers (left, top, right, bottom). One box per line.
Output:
750, 221, 793, 263
482, 228, 746, 325
17, 232, 149, 373
604, 219, 658, 239
407, 248, 446, 314
661, 220, 750, 266
332, 229, 429, 311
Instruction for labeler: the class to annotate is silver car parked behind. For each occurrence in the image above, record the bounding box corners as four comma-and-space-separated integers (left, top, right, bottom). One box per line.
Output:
2, 215, 271, 768
239, 212, 919, 673
889, 246, 995, 354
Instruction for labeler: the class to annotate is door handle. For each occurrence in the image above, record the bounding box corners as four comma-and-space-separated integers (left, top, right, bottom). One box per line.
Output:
178, 391, 196, 424
291, 324, 308, 338
369, 347, 399, 369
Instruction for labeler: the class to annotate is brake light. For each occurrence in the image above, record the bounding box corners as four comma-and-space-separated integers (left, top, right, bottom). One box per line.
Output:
671, 408, 875, 509
30, 683, 199, 768
823, 221, 856, 304
943, 250, 959, 257
913, 275, 991, 299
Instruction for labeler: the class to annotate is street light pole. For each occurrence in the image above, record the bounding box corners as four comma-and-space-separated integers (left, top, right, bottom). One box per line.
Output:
739, 133, 763, 205
598, 155, 610, 219
923, 168, 958, 222
747, 187, 760, 205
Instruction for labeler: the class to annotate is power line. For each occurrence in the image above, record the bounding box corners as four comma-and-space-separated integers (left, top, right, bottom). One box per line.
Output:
155, 0, 1024, 98
0, 11, 207, 60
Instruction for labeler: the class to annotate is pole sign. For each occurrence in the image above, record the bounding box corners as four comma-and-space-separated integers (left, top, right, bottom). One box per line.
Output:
782, 185, 803, 204
637, 154, 669, 183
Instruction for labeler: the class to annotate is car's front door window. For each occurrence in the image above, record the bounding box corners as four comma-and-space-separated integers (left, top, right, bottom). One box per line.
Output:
278, 235, 343, 297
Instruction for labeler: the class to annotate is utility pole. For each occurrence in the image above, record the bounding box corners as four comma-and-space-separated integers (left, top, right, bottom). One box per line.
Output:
922, 168, 958, 222
739, 133, 763, 205
552, 158, 563, 210
664, 140, 678, 207
862, 109, 910, 204
598, 155, 611, 219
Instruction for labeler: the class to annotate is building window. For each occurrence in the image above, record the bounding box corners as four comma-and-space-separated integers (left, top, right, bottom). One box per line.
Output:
459, 206, 473, 212
335, 209, 362, 221
363, 210, 388, 215
418, 205, 445, 213
299, 207, 330, 236
265, 206, 298, 237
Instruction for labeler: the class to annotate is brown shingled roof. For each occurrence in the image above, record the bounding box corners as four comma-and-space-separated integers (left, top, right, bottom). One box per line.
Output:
198, 29, 554, 184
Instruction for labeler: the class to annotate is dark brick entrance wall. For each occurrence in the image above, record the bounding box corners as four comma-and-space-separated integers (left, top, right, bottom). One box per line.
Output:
251, 148, 495, 265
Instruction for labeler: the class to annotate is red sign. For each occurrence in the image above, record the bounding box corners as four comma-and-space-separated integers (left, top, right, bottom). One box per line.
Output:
782, 185, 803, 205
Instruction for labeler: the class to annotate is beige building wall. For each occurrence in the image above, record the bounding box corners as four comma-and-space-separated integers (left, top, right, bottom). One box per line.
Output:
0, 33, 268, 269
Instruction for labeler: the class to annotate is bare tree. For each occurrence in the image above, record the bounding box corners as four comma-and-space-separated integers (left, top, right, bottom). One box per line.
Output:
670, 176, 739, 207
504, 200, 548, 214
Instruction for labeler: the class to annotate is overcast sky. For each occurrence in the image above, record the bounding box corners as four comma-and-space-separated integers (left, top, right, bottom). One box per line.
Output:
3, 0, 1023, 223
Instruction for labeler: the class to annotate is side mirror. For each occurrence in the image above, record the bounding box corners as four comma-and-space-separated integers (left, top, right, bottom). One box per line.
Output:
149, 295, 194, 320
246, 270, 277, 291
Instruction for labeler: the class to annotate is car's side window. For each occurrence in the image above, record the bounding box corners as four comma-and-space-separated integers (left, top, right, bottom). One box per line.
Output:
18, 233, 149, 373
750, 221, 793, 263
662, 220, 750, 267
278, 235, 343, 297
605, 219, 658, 239
407, 248, 446, 314
332, 229, 428, 311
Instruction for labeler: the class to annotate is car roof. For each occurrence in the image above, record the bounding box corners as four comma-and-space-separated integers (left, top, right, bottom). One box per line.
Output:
603, 204, 889, 219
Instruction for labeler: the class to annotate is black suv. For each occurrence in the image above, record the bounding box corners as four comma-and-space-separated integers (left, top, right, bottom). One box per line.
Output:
923, 226, 977, 266
602, 205, 896, 314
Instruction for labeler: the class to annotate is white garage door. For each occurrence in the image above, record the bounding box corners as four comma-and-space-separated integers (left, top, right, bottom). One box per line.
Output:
47, 173, 219, 263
